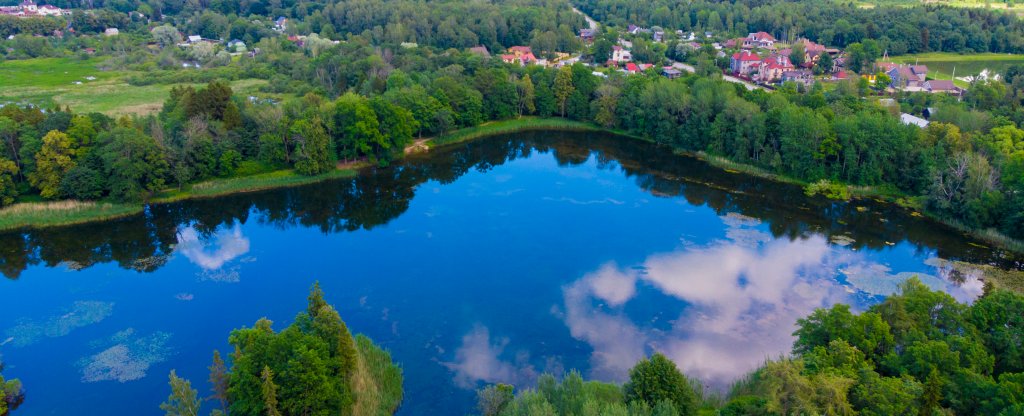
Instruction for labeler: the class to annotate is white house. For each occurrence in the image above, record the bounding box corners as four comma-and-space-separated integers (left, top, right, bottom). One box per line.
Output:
900, 113, 929, 128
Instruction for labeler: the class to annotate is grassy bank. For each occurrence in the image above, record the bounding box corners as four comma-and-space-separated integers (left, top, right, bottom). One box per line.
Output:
0, 167, 359, 231
352, 335, 403, 416
430, 117, 627, 146
0, 200, 143, 230
151, 167, 360, 203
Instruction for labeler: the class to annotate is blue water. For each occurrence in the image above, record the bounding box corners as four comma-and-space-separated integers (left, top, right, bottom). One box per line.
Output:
0, 132, 1005, 415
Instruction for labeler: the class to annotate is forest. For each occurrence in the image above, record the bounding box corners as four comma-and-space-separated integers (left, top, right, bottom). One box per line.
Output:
573, 0, 1024, 54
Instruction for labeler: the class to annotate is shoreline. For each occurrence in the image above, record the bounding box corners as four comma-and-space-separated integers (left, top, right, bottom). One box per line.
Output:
2, 117, 1022, 255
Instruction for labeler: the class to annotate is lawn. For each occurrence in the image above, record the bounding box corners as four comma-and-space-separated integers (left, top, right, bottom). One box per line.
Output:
0, 57, 269, 115
856, 0, 1024, 13
889, 52, 1024, 86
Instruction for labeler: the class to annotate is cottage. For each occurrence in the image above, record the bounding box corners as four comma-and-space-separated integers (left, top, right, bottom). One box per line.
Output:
743, 32, 776, 49
502, 46, 537, 66
888, 65, 928, 90
104, 28, 119, 36
924, 80, 961, 95
468, 45, 490, 58
900, 113, 929, 128
662, 67, 682, 79
624, 62, 640, 74
611, 45, 632, 62
274, 17, 287, 31
227, 39, 246, 52
781, 69, 815, 87
730, 50, 761, 76
579, 29, 596, 42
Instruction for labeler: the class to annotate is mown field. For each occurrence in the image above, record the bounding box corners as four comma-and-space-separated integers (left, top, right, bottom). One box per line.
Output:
889, 52, 1024, 86
0, 57, 268, 115
856, 0, 1024, 13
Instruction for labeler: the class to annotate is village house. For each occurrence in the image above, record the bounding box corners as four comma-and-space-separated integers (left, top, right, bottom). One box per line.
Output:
730, 50, 762, 76
662, 67, 682, 79
611, 45, 632, 62
468, 45, 490, 58
579, 29, 596, 43
227, 39, 246, 52
900, 113, 930, 128
274, 17, 288, 32
501, 46, 537, 66
924, 79, 962, 95
887, 64, 929, 90
0, 0, 69, 17
743, 32, 776, 49
781, 69, 815, 87
757, 53, 794, 82
104, 28, 119, 36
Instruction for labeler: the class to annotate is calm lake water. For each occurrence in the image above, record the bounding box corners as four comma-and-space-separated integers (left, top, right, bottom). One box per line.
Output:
0, 131, 1020, 415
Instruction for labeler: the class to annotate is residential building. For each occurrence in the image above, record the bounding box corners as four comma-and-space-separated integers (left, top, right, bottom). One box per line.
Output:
611, 45, 632, 62
730, 50, 761, 75
0, 0, 69, 17
887, 64, 928, 90
579, 29, 596, 42
757, 54, 794, 82
468, 45, 490, 58
924, 80, 962, 95
900, 113, 929, 128
743, 31, 776, 49
781, 69, 815, 87
662, 67, 682, 79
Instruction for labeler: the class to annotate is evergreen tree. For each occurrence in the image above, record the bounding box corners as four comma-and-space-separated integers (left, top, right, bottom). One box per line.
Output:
160, 370, 201, 416
261, 366, 282, 416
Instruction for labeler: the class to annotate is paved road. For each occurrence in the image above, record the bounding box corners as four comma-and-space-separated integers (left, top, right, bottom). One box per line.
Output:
670, 61, 764, 91
572, 6, 599, 30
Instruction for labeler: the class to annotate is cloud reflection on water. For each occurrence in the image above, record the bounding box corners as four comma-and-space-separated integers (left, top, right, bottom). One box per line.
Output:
176, 224, 250, 270
560, 214, 979, 389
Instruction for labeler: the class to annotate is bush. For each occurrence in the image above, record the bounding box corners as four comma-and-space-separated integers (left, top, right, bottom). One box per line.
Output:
804, 179, 851, 200
625, 353, 698, 415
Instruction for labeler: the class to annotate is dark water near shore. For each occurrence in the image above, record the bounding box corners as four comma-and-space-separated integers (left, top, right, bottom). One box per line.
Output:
0, 131, 1019, 415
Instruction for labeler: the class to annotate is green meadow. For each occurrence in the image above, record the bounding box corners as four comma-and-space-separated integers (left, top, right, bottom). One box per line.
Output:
0, 57, 268, 115
889, 52, 1024, 85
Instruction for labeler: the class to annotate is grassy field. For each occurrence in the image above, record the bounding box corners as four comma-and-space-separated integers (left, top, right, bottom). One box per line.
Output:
0, 200, 143, 230
889, 52, 1024, 86
0, 57, 268, 115
856, 0, 1024, 12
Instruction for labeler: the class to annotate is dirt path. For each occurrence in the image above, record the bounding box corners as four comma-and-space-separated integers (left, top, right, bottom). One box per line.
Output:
404, 138, 430, 155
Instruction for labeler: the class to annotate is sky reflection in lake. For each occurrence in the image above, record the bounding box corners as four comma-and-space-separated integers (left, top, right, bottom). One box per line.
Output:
0, 132, 1009, 415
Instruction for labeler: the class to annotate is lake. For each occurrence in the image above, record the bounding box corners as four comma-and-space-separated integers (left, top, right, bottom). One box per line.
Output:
0, 130, 1019, 415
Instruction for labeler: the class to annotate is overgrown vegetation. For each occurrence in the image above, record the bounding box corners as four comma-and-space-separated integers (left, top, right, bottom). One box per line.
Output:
0, 362, 23, 416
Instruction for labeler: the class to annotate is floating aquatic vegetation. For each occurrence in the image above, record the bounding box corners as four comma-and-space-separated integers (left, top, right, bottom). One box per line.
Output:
130, 253, 172, 272
80, 330, 172, 383
830, 235, 856, 246
4, 301, 114, 347
721, 212, 760, 228
59, 260, 87, 271
841, 264, 946, 296
198, 267, 240, 283
926, 257, 1024, 292
725, 227, 771, 247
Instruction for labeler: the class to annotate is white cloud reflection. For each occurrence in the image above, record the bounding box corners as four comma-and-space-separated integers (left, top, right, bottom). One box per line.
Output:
176, 224, 250, 270
559, 214, 978, 389
442, 325, 538, 388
